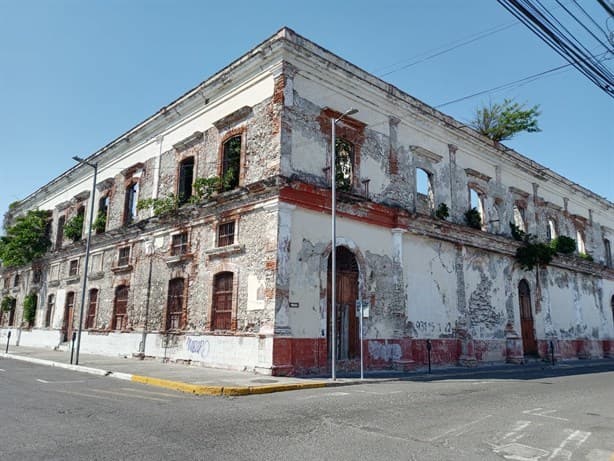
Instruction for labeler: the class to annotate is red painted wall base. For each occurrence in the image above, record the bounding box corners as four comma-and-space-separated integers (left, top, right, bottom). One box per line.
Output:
271, 336, 613, 376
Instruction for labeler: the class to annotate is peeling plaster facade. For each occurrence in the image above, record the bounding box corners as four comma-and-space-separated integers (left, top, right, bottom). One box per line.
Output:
2, 28, 613, 375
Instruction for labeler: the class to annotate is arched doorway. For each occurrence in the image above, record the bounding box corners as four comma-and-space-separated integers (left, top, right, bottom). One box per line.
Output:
611, 295, 614, 327
519, 280, 538, 356
327, 246, 360, 362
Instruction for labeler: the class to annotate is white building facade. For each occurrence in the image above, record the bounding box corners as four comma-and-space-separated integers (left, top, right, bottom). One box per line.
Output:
1, 28, 613, 375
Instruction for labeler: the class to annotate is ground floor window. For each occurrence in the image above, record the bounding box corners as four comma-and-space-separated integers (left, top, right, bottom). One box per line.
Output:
212, 272, 233, 330
166, 278, 185, 330
112, 285, 129, 330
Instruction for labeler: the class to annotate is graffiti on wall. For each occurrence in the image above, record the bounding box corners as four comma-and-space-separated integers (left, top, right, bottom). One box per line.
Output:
185, 337, 210, 360
414, 321, 453, 336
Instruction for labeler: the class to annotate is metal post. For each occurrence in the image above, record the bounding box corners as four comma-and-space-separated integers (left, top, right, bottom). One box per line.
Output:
360, 299, 364, 380
70, 331, 77, 364
5, 331, 11, 353
139, 256, 153, 359
73, 158, 97, 366
550, 340, 555, 366
331, 118, 337, 381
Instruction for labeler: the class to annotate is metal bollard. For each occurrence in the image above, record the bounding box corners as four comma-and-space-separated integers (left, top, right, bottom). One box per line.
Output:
426, 339, 432, 374
5, 331, 11, 353
70, 331, 77, 364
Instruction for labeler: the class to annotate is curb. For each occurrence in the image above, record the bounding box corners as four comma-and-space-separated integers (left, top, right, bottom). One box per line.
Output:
1, 352, 329, 396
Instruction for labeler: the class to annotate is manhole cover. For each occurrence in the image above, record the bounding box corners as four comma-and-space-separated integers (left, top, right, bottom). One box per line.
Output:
250, 378, 279, 384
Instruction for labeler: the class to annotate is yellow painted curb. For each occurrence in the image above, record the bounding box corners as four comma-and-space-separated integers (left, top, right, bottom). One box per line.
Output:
247, 381, 327, 395
131, 375, 223, 396
131, 375, 328, 397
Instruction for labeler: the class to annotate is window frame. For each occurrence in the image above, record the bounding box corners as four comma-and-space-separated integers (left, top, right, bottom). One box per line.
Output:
165, 277, 186, 331
217, 221, 236, 247
86, 288, 98, 330
56, 215, 66, 249
68, 259, 79, 278
220, 133, 244, 191
112, 285, 129, 330
171, 232, 189, 256
211, 272, 234, 331
45, 294, 55, 328
117, 246, 131, 267
178, 157, 195, 204
123, 181, 139, 225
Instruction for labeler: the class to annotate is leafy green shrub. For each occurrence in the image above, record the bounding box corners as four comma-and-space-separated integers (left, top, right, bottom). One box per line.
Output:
0, 210, 52, 267
1, 296, 15, 312
191, 176, 222, 202
137, 194, 180, 217
551, 236, 576, 254
93, 211, 107, 234
464, 208, 482, 229
435, 203, 449, 220
516, 242, 556, 271
471, 98, 541, 142
23, 293, 37, 326
509, 221, 526, 242
64, 214, 84, 242
578, 252, 593, 262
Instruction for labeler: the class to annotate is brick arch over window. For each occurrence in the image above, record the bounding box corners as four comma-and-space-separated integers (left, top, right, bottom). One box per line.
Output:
218, 128, 246, 191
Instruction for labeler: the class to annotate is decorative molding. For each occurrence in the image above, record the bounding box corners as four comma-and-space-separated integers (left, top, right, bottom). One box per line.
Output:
213, 106, 253, 130
172, 131, 203, 151
410, 145, 443, 163
205, 243, 245, 260
509, 186, 530, 198
464, 168, 491, 182
96, 178, 115, 192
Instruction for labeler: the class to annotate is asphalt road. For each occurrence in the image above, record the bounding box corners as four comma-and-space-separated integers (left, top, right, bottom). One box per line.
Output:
1, 359, 613, 460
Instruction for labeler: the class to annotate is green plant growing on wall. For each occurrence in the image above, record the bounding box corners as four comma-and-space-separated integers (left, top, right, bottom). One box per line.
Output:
191, 176, 222, 202
509, 221, 527, 242
64, 214, 85, 242
22, 293, 37, 326
578, 252, 593, 262
93, 211, 107, 233
550, 235, 576, 254
464, 207, 482, 229
0, 210, 52, 268
435, 203, 449, 220
137, 194, 180, 217
515, 242, 556, 271
471, 98, 541, 142
1, 296, 15, 312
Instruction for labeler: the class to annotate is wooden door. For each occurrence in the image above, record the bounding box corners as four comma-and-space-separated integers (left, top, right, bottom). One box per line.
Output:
327, 247, 359, 361
519, 280, 537, 356
212, 272, 233, 330
62, 292, 75, 342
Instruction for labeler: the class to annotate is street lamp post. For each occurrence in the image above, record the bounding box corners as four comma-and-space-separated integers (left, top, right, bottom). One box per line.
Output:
330, 108, 358, 381
72, 156, 98, 366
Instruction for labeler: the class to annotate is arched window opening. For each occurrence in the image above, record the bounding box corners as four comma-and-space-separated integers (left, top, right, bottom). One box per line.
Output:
212, 272, 233, 330
124, 182, 139, 225
112, 285, 129, 330
335, 138, 354, 192
546, 218, 557, 242
178, 157, 195, 204
576, 230, 586, 254
97, 196, 109, 234
513, 204, 527, 233
467, 187, 485, 230
604, 239, 612, 268
86, 289, 98, 330
416, 168, 434, 212
56, 215, 66, 249
166, 278, 186, 331
222, 136, 241, 191
45, 294, 54, 328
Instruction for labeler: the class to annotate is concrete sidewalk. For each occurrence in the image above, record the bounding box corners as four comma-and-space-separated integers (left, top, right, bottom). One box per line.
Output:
2, 345, 613, 396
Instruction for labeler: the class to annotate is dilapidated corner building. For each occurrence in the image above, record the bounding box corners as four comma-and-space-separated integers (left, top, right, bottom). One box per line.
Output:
2, 28, 613, 375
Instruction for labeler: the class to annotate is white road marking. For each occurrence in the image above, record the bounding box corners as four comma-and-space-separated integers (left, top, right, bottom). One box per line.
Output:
522, 408, 569, 421
493, 442, 549, 460
428, 414, 493, 441
297, 391, 350, 400
36, 378, 85, 384
0, 368, 5, 372
353, 389, 403, 395
54, 389, 120, 402
496, 420, 532, 445
546, 429, 591, 460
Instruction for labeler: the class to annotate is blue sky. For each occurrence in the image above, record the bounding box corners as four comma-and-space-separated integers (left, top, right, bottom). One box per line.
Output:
0, 0, 612, 222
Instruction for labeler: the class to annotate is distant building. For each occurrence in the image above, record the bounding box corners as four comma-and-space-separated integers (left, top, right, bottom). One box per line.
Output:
1, 28, 613, 374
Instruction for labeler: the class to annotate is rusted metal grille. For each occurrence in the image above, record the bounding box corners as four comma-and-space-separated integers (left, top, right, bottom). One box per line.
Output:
112, 285, 129, 330
86, 289, 98, 329
212, 272, 233, 330
171, 233, 188, 256
118, 246, 130, 267
217, 221, 235, 247
166, 278, 185, 330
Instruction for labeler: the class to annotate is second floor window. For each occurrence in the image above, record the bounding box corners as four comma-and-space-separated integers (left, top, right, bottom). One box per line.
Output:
124, 182, 139, 224
222, 136, 241, 191
68, 260, 79, 277
178, 157, 195, 204
605, 239, 612, 268
118, 246, 131, 267
56, 215, 65, 248
217, 221, 235, 247
335, 138, 354, 192
96, 196, 109, 233
13, 273, 20, 288
171, 232, 188, 256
